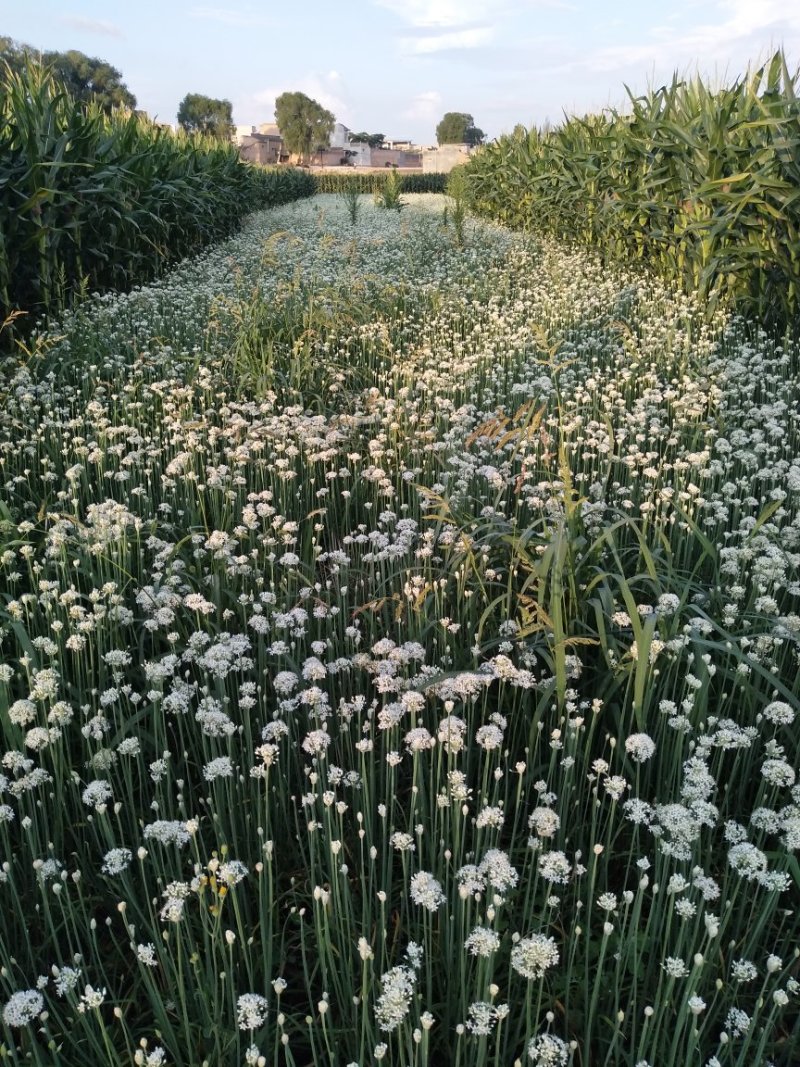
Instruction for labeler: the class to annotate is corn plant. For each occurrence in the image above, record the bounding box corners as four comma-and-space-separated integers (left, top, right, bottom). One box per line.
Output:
466, 51, 800, 330
374, 167, 405, 211
313, 172, 446, 195
0, 60, 313, 343
339, 178, 362, 226
445, 166, 470, 248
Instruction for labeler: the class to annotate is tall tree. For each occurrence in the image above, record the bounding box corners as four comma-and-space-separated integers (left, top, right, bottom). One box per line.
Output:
0, 36, 26, 75
275, 92, 335, 161
436, 112, 485, 147
349, 131, 384, 148
177, 93, 233, 139
0, 37, 136, 111
46, 49, 136, 111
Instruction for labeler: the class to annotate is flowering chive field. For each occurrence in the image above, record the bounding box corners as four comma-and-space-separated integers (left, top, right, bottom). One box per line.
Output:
0, 193, 799, 1067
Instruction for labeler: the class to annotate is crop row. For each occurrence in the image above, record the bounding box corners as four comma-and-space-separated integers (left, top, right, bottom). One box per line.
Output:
466, 51, 800, 329
0, 63, 315, 332
312, 171, 447, 194
0, 195, 797, 1065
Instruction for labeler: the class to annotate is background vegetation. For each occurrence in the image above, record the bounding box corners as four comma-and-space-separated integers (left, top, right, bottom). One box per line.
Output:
313, 171, 447, 194
0, 34, 135, 111
0, 63, 314, 334
275, 91, 335, 163
465, 51, 800, 330
176, 92, 234, 140
436, 111, 485, 147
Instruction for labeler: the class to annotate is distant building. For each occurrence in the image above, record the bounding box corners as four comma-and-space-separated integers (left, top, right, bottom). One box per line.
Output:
232, 124, 256, 143
233, 119, 429, 169
235, 124, 287, 165
314, 142, 372, 167
330, 122, 352, 148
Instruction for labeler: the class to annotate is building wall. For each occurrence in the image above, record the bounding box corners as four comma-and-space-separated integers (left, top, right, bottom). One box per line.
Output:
313, 146, 422, 168
317, 147, 359, 166
233, 124, 257, 144
345, 143, 372, 167
239, 136, 283, 165
422, 144, 473, 173
370, 148, 422, 168
330, 122, 352, 148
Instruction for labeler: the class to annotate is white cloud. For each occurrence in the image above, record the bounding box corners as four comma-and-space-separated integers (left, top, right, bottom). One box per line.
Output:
402, 90, 443, 121
374, 0, 570, 28
584, 0, 800, 77
400, 26, 494, 54
374, 0, 494, 28
718, 0, 800, 37
191, 7, 276, 29
59, 15, 123, 38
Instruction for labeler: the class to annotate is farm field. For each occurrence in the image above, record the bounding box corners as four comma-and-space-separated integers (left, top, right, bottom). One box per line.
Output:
0, 193, 798, 1066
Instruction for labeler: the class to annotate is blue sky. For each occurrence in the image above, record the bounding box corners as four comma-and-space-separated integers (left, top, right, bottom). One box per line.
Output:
2, 1, 799, 142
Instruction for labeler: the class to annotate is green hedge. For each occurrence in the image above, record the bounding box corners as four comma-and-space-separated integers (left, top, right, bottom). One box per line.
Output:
312, 171, 447, 194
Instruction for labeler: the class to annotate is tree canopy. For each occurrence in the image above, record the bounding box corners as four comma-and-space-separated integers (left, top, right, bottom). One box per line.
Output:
348, 131, 385, 148
275, 92, 335, 161
177, 94, 233, 139
0, 37, 136, 111
49, 49, 136, 111
435, 112, 485, 147
0, 35, 27, 81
